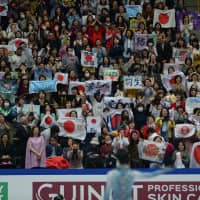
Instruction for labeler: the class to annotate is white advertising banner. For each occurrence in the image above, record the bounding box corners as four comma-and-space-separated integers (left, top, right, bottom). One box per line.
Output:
0, 171, 200, 200
0, 170, 200, 200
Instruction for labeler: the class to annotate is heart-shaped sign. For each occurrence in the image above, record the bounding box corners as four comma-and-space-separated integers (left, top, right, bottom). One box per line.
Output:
194, 145, 200, 165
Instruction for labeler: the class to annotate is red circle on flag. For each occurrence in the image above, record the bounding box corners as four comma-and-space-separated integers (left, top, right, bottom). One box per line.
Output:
77, 85, 85, 92
91, 118, 96, 124
57, 74, 64, 81
15, 39, 24, 49
45, 116, 52, 125
65, 112, 70, 117
85, 54, 93, 62
180, 126, 190, 135
0, 6, 5, 12
64, 120, 75, 133
158, 13, 169, 25
194, 146, 200, 165
144, 144, 159, 157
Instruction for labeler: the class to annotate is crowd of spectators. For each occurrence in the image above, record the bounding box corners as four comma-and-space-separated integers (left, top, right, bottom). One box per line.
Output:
0, 0, 200, 169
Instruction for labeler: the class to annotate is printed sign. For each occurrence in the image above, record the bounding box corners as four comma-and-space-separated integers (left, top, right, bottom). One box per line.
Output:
186, 97, 200, 114
85, 80, 112, 96
22, 104, 40, 116
0, 171, 200, 199
134, 34, 155, 50
124, 76, 143, 89
0, 182, 8, 200
32, 180, 200, 200
176, 11, 199, 31
163, 63, 180, 74
103, 69, 119, 81
173, 48, 191, 64
125, 5, 142, 18
34, 68, 53, 81
29, 80, 57, 93
0, 80, 18, 94
104, 97, 134, 109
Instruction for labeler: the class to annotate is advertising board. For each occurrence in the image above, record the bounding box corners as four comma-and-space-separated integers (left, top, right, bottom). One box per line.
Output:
0, 169, 200, 200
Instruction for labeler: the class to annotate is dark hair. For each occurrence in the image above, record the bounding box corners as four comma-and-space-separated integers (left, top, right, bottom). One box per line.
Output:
147, 127, 155, 135
160, 107, 170, 118
54, 194, 64, 200
0, 133, 10, 144
116, 149, 129, 165
31, 126, 40, 137
50, 125, 60, 136
176, 140, 186, 150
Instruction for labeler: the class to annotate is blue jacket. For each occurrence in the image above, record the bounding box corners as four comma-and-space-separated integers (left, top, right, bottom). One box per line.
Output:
104, 166, 169, 200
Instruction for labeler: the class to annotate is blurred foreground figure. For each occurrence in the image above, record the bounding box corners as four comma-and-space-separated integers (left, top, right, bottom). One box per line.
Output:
104, 149, 171, 200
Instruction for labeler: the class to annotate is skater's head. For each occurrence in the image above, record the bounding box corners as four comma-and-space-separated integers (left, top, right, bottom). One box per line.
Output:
116, 149, 129, 165
54, 194, 64, 200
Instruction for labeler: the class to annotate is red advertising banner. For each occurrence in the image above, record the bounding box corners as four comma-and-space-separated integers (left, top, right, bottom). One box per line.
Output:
33, 181, 200, 200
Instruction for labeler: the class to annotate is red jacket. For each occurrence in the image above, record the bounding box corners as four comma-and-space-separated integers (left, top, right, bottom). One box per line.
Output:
142, 125, 160, 139
88, 25, 104, 47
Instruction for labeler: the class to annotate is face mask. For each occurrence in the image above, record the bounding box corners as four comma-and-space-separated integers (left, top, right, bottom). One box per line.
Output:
29, 26, 33, 31
85, 73, 90, 78
105, 140, 112, 144
138, 107, 144, 112
20, 14, 25, 19
4, 103, 10, 107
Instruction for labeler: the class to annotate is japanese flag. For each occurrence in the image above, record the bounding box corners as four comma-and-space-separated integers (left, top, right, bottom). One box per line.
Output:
138, 139, 167, 163
0, 3, 8, 16
81, 51, 98, 68
86, 116, 101, 135
56, 108, 82, 119
54, 73, 68, 84
68, 81, 86, 95
40, 114, 56, 129
57, 117, 86, 140
8, 38, 28, 51
174, 124, 195, 138
190, 142, 200, 168
153, 9, 176, 28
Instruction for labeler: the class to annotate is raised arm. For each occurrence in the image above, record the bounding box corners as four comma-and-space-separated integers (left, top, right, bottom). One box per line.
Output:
132, 168, 172, 180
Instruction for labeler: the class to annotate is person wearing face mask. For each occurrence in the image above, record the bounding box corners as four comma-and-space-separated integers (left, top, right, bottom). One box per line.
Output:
17, 12, 27, 31
133, 103, 149, 131
0, 99, 17, 122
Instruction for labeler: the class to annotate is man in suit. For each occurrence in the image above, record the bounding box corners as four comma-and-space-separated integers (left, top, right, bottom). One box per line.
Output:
15, 115, 31, 168
156, 32, 172, 73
